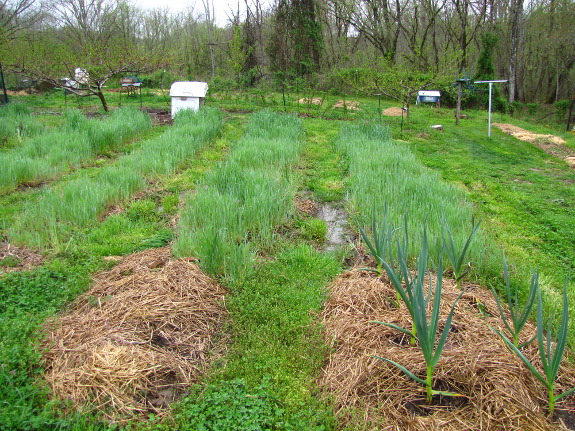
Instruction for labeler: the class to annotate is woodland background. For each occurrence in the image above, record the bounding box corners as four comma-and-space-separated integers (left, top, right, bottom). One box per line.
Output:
1, 0, 574, 109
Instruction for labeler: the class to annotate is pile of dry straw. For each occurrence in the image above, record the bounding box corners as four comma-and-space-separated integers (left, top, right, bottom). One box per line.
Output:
43, 247, 228, 421
320, 270, 575, 430
0, 241, 44, 274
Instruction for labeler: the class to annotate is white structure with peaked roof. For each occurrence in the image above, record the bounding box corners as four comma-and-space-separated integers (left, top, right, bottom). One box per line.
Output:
170, 81, 208, 118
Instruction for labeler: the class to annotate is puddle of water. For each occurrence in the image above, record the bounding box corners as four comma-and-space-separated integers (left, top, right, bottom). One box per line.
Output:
316, 203, 348, 251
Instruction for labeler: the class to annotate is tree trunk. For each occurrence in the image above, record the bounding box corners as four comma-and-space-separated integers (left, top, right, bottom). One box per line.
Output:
96, 90, 109, 112
508, 0, 523, 104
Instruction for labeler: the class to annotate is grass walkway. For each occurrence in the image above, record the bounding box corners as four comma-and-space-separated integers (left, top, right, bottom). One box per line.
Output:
173, 112, 344, 429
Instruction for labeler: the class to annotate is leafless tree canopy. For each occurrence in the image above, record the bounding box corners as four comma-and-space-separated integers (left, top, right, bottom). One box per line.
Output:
0, 0, 40, 41
1, 0, 574, 103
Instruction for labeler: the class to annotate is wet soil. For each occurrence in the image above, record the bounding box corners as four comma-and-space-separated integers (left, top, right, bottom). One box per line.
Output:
316, 203, 349, 251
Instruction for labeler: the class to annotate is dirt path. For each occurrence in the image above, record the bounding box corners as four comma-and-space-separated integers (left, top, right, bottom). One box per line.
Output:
493, 123, 575, 167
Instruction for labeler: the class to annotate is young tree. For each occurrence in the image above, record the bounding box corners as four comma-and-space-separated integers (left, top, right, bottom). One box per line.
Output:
4, 0, 163, 111
339, 60, 453, 119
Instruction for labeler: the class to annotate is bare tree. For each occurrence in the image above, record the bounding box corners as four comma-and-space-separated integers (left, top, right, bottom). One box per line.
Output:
328, 0, 405, 62
507, 0, 522, 103
0, 0, 40, 42
443, 0, 488, 71
50, 0, 119, 48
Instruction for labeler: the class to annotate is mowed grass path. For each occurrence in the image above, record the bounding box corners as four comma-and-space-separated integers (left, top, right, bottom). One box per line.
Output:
174, 112, 344, 429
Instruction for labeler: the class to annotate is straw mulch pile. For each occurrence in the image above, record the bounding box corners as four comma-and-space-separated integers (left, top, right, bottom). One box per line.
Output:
382, 107, 406, 117
493, 123, 575, 168
0, 241, 45, 275
493, 123, 566, 146
320, 270, 575, 430
333, 100, 361, 111
298, 97, 323, 105
43, 247, 228, 421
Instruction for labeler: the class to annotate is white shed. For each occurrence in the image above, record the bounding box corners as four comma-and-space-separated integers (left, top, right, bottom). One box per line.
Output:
170, 81, 208, 118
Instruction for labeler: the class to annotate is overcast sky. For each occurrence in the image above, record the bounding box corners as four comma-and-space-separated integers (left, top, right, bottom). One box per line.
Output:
134, 0, 252, 27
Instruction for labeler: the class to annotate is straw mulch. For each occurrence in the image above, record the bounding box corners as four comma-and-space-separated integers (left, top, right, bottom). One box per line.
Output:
333, 100, 361, 111
43, 247, 228, 421
493, 123, 575, 168
295, 197, 319, 216
493, 123, 566, 146
298, 97, 323, 105
382, 107, 406, 117
0, 241, 45, 275
320, 270, 575, 430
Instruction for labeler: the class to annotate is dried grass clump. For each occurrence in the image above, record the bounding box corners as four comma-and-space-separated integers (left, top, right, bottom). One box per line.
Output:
333, 100, 361, 111
320, 270, 575, 430
43, 247, 228, 421
295, 197, 319, 216
0, 241, 45, 274
382, 107, 406, 117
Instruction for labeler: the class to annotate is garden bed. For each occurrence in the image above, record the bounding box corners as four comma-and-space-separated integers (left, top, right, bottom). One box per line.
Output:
320, 269, 575, 430
42, 247, 228, 421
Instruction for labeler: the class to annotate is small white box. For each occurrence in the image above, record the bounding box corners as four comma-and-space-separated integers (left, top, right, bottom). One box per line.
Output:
169, 81, 208, 118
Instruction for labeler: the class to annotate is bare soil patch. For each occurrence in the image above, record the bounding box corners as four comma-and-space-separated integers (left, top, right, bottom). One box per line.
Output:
333, 100, 361, 111
493, 123, 575, 166
320, 270, 575, 430
43, 247, 228, 421
383, 107, 406, 117
6, 90, 32, 96
0, 241, 45, 275
142, 108, 173, 126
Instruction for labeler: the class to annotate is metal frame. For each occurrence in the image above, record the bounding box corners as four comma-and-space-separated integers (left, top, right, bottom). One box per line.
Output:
475, 80, 508, 137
